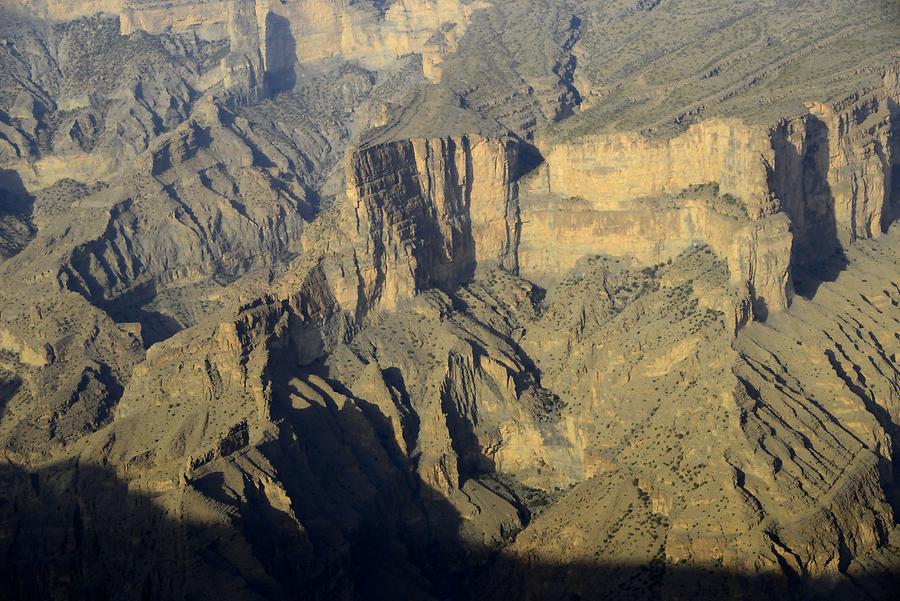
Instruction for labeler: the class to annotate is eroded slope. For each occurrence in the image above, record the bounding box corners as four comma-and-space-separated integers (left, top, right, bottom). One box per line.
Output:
0, 1, 898, 600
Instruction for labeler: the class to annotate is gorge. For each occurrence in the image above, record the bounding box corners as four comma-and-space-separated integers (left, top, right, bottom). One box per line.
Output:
0, 1, 899, 600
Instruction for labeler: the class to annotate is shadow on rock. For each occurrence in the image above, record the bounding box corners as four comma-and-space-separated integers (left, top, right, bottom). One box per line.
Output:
1, 449, 899, 601
0, 169, 35, 259
263, 13, 298, 95
783, 114, 848, 299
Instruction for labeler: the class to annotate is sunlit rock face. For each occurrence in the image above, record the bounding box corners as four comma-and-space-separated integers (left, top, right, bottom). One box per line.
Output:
344, 135, 522, 307
0, 1, 899, 600
5, 0, 485, 82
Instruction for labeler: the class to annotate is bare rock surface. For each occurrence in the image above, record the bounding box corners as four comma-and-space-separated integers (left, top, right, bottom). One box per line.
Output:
0, 1, 898, 600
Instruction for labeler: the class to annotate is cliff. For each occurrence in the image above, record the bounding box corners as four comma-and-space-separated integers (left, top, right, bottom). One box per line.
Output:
336, 65, 900, 323
344, 135, 521, 310
771, 71, 900, 264
535, 120, 775, 216
3, 0, 486, 86
339, 121, 791, 319
0, 3, 898, 599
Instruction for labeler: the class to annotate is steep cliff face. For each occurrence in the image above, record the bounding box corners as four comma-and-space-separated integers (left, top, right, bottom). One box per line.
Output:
536, 120, 775, 216
771, 79, 900, 265
526, 119, 793, 316
1, 3, 898, 600
4, 0, 485, 86
252, 0, 487, 79
338, 76, 899, 325
515, 191, 793, 320
345, 135, 521, 310
342, 122, 795, 319
523, 86, 900, 314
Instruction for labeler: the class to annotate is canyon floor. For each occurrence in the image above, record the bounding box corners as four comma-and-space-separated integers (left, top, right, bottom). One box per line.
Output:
0, 1, 899, 600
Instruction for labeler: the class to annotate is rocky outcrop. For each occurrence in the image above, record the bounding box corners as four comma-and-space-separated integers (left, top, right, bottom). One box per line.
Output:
251, 0, 488, 80
0, 0, 487, 201
338, 77, 899, 325
0, 4, 898, 600
526, 119, 793, 315
60, 110, 311, 310
345, 135, 521, 309
472, 228, 900, 601
0, 13, 223, 188
536, 120, 776, 217
524, 87, 900, 313
4, 0, 487, 86
771, 75, 900, 263
342, 122, 796, 319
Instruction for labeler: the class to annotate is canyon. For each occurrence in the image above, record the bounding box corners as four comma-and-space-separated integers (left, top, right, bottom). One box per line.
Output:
0, 0, 898, 600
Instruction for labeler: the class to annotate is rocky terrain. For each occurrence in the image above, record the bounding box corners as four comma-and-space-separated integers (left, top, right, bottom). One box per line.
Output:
0, 0, 898, 600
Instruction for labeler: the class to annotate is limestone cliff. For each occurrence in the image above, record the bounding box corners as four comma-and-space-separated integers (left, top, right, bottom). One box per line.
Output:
771, 70, 900, 263
536, 120, 775, 216
524, 79, 900, 314
3, 0, 486, 85
526, 120, 788, 313
0, 3, 899, 600
336, 66, 900, 325
345, 135, 521, 310
340, 123, 794, 320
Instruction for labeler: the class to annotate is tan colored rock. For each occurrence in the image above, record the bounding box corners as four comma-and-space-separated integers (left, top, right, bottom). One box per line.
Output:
771, 77, 899, 263
5, 0, 486, 84
0, 328, 53, 367
344, 135, 520, 309
534, 119, 775, 216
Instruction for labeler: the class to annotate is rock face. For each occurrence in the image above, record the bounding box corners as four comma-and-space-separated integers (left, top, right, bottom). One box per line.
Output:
340, 120, 797, 318
345, 135, 521, 308
3, 0, 485, 84
0, 1, 899, 600
522, 119, 793, 316
772, 73, 900, 262
537, 120, 774, 214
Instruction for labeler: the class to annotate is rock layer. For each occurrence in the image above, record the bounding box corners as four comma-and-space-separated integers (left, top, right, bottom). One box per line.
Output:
0, 2, 898, 600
